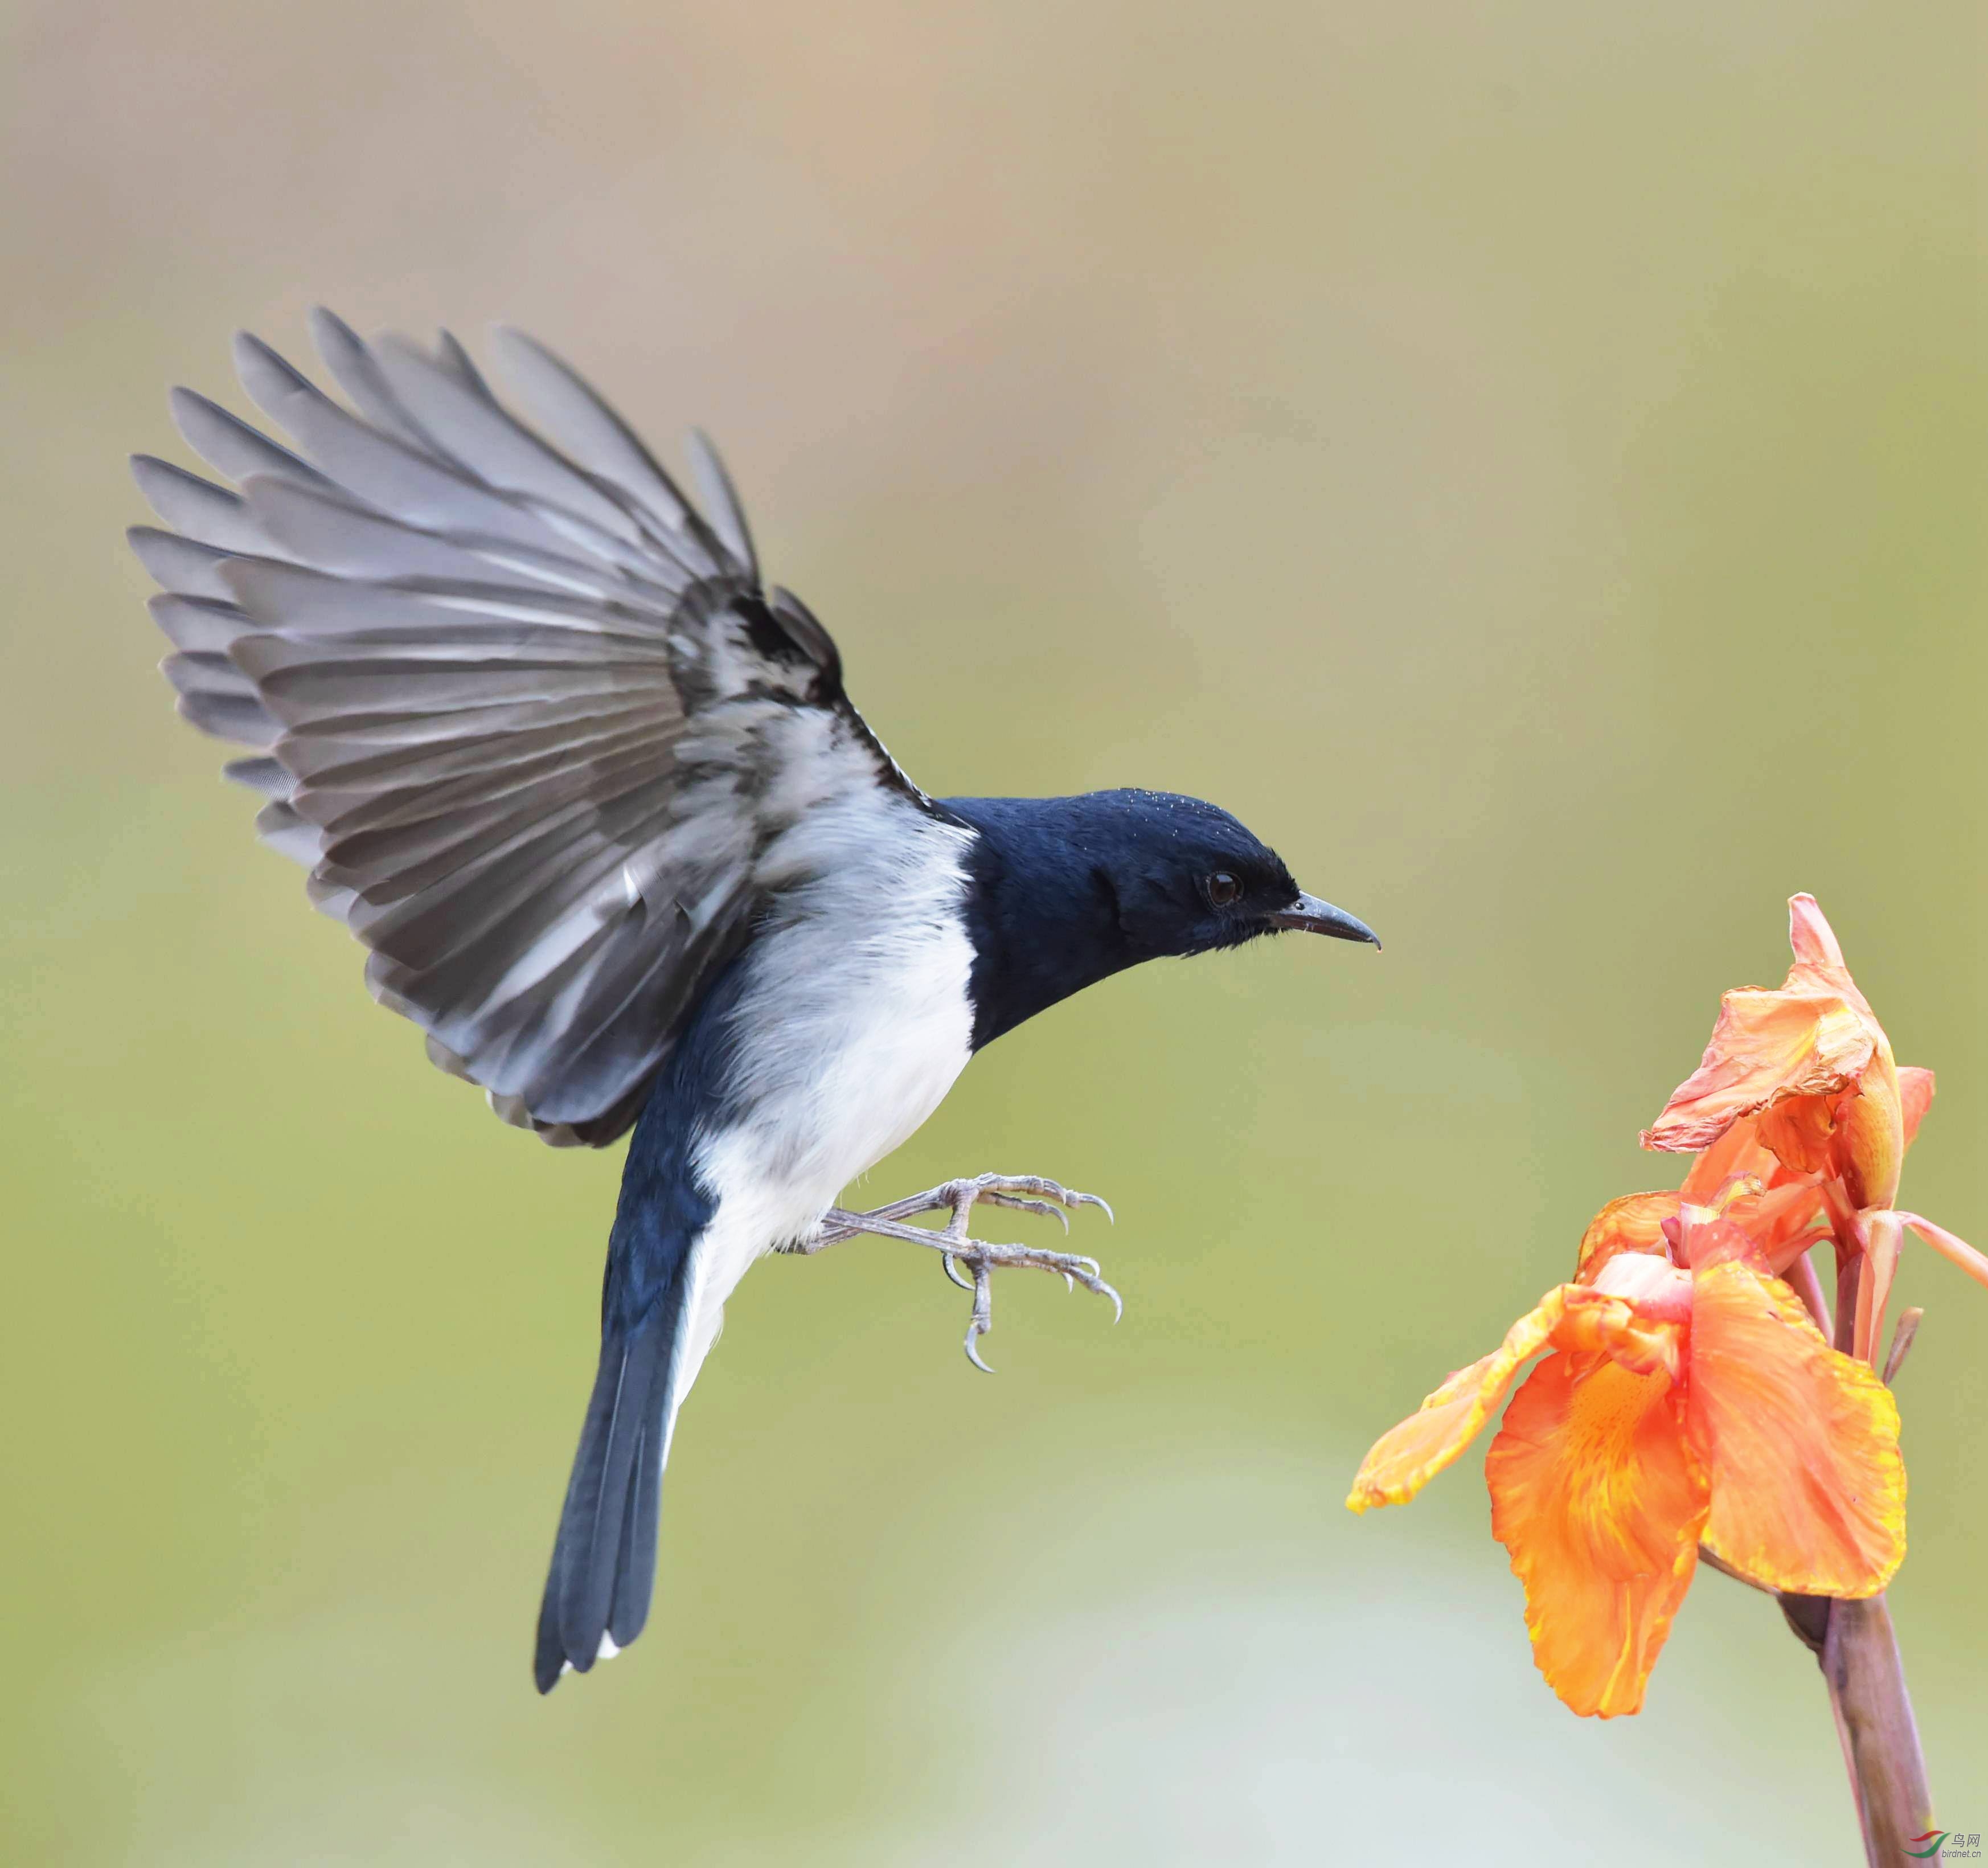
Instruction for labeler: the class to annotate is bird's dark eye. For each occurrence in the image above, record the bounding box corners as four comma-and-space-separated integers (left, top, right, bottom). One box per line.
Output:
1205, 872, 1243, 907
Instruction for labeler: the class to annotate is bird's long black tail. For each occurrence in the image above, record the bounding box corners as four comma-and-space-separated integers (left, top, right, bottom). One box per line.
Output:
534, 1284, 688, 1693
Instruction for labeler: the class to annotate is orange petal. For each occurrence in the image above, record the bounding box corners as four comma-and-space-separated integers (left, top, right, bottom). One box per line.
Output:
1720, 1179, 1828, 1272
1689, 1261, 1905, 1596
1898, 1067, 1935, 1148
1674, 1210, 1772, 1275
1785, 894, 1878, 1020
1574, 1192, 1681, 1282
1773, 898, 1901, 1202
1852, 1211, 1903, 1366
1347, 1288, 1571, 1512
1680, 1116, 1781, 1201
1751, 1089, 1849, 1181
1487, 1351, 1707, 1717
1642, 988, 1875, 1156
1568, 1257, 1688, 1377
1898, 1211, 1988, 1293
1787, 893, 1847, 970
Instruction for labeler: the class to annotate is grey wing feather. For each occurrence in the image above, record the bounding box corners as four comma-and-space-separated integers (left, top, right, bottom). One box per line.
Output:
487, 325, 696, 533
130, 314, 919, 1146
307, 307, 443, 453
131, 457, 272, 554
170, 387, 337, 492
684, 429, 759, 583
129, 527, 241, 601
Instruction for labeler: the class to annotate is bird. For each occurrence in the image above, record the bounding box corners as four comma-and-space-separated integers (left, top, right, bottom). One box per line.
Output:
128, 313, 1380, 1693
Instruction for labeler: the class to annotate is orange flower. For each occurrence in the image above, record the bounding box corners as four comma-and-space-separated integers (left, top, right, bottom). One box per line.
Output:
1641, 895, 1906, 1207
1347, 1207, 1905, 1717
1351, 893, 1981, 1726
1642, 895, 1986, 1358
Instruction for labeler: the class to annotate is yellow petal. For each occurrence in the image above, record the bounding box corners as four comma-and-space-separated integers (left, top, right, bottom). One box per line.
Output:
1487, 1351, 1707, 1718
1690, 1262, 1905, 1596
1838, 1047, 1904, 1211
1346, 1288, 1572, 1512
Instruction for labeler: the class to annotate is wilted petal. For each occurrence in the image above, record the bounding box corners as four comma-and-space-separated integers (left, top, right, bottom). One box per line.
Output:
1347, 1288, 1572, 1512
1787, 892, 1847, 972
1785, 894, 1878, 1019
1574, 1191, 1680, 1282
1691, 1262, 1905, 1596
1642, 988, 1874, 1156
1765, 897, 1903, 1203
1488, 1352, 1707, 1717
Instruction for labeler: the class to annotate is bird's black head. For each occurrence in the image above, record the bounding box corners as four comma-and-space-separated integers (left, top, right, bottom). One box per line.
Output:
940, 788, 1378, 1049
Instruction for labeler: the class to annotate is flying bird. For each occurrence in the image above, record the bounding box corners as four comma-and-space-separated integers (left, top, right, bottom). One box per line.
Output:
129, 315, 1379, 1692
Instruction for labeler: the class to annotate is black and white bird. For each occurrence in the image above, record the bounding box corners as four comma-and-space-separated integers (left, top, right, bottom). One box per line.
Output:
129, 315, 1379, 1693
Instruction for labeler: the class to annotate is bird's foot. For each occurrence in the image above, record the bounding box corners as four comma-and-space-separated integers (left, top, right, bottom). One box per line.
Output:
807, 1173, 1119, 1373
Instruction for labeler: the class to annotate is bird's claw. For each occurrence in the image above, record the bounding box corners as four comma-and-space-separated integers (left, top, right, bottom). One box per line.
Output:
946, 1236, 1123, 1373
937, 1173, 1114, 1230
814, 1171, 1119, 1371
978, 1193, 1072, 1232
926, 1175, 1118, 1371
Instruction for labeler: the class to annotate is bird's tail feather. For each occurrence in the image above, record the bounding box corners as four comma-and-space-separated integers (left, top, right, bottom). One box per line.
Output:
534, 1290, 686, 1693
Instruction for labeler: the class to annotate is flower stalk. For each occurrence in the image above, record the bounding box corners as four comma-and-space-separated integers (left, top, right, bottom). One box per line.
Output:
1774, 1291, 1934, 1868
1773, 1592, 1933, 1866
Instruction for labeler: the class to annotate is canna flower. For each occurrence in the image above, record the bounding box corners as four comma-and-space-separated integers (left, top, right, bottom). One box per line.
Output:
1642, 895, 1987, 1358
1347, 1202, 1905, 1717
1352, 887, 1980, 1851
1641, 894, 1915, 1209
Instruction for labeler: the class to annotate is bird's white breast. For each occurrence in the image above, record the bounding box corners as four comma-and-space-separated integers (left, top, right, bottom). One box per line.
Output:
672, 792, 979, 1397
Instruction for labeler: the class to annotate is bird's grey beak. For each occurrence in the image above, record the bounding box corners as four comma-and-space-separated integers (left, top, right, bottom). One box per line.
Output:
1270, 892, 1382, 948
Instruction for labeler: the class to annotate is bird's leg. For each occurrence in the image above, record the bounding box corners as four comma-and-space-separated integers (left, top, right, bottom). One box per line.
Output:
789, 1173, 1120, 1373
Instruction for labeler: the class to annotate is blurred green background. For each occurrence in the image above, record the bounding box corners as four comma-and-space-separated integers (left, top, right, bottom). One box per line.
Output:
4, 2, 1983, 1861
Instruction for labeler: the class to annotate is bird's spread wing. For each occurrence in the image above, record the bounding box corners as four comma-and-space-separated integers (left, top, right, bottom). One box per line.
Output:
133, 312, 925, 1146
